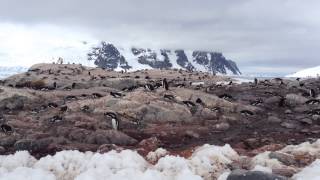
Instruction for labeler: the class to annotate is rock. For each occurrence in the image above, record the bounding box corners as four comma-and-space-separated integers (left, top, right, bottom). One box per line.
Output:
299, 118, 312, 125
90, 130, 137, 146
0, 146, 5, 153
269, 152, 295, 166
0, 136, 17, 147
272, 167, 298, 178
280, 122, 296, 129
227, 170, 288, 180
312, 115, 320, 121
138, 137, 161, 151
0, 95, 28, 111
243, 138, 259, 149
214, 122, 230, 131
284, 109, 292, 114
185, 130, 200, 139
285, 94, 308, 106
14, 138, 51, 152
97, 144, 124, 153
267, 116, 282, 123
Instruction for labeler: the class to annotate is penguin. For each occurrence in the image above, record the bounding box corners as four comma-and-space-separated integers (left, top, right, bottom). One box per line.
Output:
1, 124, 13, 134
144, 84, 155, 91
104, 112, 119, 130
228, 81, 233, 85
196, 98, 205, 105
162, 78, 169, 90
48, 102, 58, 108
72, 83, 76, 89
240, 110, 254, 116
164, 94, 175, 100
110, 91, 123, 98
278, 96, 286, 107
182, 100, 196, 107
92, 93, 103, 98
310, 89, 316, 98
306, 99, 320, 105
60, 106, 68, 112
53, 82, 57, 89
219, 94, 233, 101
254, 78, 258, 85
81, 105, 90, 112
88, 71, 91, 76
49, 115, 63, 123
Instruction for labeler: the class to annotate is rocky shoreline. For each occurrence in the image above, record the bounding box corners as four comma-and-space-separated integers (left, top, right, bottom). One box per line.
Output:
0, 63, 319, 179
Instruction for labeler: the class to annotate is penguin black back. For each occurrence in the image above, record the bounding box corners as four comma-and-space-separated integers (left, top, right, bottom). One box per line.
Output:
1, 124, 13, 134
163, 78, 169, 90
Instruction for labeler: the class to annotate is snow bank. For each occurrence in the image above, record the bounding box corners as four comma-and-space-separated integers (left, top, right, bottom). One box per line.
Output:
0, 141, 320, 180
286, 66, 320, 78
0, 144, 239, 180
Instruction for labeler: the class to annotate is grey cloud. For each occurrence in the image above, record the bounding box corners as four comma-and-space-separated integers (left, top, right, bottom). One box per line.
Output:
1, 0, 320, 75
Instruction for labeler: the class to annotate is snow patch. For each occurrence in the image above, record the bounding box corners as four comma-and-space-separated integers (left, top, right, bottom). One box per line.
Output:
286, 66, 320, 78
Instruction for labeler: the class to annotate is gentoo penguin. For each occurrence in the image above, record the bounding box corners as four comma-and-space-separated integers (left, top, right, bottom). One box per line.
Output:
182, 100, 196, 107
81, 105, 90, 112
164, 94, 175, 100
104, 112, 119, 130
240, 110, 254, 116
254, 78, 258, 85
110, 91, 122, 98
162, 78, 169, 90
72, 83, 76, 89
278, 96, 286, 107
228, 81, 233, 85
310, 89, 316, 98
60, 106, 68, 112
49, 115, 63, 123
144, 84, 155, 91
88, 71, 91, 76
53, 82, 57, 89
1, 124, 13, 134
196, 98, 205, 106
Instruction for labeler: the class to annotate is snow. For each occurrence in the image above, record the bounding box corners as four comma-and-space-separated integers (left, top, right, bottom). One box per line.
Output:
293, 159, 320, 180
1, 141, 319, 180
0, 144, 238, 180
146, 148, 168, 163
286, 66, 320, 78
251, 152, 283, 169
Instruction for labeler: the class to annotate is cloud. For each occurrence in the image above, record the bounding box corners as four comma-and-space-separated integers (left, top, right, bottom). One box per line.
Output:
0, 0, 320, 75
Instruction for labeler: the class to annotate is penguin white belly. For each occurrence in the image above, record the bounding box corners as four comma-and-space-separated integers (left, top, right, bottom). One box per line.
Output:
112, 118, 118, 130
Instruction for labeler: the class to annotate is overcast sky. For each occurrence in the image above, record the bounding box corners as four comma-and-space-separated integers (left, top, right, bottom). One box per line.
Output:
0, 0, 320, 76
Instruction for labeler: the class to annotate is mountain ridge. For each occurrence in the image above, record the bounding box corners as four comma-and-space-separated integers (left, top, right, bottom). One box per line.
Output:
88, 42, 241, 75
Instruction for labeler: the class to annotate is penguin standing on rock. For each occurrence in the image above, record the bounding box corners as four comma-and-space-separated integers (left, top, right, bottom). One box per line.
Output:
110, 91, 123, 98
144, 84, 155, 91
104, 112, 119, 130
310, 89, 316, 98
1, 124, 13, 134
254, 78, 258, 85
162, 78, 169, 90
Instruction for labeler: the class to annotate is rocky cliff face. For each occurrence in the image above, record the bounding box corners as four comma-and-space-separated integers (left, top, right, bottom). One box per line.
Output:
88, 42, 241, 75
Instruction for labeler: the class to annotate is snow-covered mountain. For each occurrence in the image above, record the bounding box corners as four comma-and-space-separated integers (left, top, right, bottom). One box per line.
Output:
286, 66, 320, 78
88, 42, 241, 75
0, 66, 28, 79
